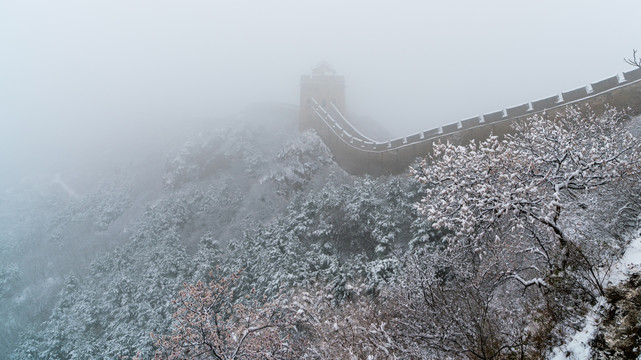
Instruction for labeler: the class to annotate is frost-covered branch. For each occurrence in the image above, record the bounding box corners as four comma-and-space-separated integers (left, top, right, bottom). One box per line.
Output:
510, 274, 548, 289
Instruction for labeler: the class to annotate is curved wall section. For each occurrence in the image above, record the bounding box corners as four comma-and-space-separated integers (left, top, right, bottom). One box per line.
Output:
305, 69, 641, 176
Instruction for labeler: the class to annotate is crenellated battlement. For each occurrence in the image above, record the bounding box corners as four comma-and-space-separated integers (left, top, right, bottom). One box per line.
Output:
300, 66, 641, 175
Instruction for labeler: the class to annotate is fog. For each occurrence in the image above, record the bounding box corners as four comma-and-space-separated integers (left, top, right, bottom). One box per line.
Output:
1, 0, 640, 187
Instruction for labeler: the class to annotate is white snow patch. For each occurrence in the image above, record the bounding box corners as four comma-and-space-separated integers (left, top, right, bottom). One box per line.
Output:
548, 301, 601, 360
548, 235, 641, 359
606, 235, 641, 287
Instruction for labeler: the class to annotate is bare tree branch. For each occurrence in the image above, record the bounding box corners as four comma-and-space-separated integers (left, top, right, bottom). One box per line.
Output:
625, 49, 641, 68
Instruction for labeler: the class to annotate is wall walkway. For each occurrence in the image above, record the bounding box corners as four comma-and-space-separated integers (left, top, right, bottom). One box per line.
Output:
307, 68, 641, 175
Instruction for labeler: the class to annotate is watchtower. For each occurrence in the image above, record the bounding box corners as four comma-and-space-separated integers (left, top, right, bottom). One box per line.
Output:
299, 61, 346, 130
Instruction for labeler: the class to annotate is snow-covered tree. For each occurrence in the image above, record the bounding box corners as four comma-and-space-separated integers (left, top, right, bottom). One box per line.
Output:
390, 248, 533, 359
150, 271, 297, 360
267, 130, 333, 194
411, 105, 640, 288
291, 283, 399, 359
402, 105, 641, 357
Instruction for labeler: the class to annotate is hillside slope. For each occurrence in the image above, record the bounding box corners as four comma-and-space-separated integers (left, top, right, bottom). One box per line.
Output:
1, 105, 421, 359
2, 107, 640, 359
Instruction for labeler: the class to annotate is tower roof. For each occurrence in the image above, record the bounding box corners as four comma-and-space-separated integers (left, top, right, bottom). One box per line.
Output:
312, 61, 336, 76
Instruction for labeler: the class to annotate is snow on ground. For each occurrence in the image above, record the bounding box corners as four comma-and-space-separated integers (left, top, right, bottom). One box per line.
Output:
606, 234, 641, 286
548, 302, 601, 360
548, 235, 641, 359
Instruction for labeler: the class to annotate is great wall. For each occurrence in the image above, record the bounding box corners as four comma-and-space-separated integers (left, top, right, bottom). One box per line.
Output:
299, 62, 641, 175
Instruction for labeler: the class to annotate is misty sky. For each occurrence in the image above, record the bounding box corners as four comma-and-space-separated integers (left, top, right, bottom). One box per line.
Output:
1, 0, 640, 186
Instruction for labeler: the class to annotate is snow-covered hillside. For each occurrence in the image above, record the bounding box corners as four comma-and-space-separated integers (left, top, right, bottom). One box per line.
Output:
0, 104, 420, 358
1, 106, 640, 359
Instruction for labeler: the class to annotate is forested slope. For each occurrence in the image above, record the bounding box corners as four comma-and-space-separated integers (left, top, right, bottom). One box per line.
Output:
2, 105, 640, 359
2, 105, 421, 358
